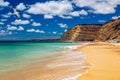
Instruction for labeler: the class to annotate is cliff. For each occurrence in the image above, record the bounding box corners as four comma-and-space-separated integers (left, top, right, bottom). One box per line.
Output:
96, 18, 120, 41
61, 24, 102, 42
61, 18, 120, 42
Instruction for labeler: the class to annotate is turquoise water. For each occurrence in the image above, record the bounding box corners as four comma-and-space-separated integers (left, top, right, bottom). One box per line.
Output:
0, 42, 80, 72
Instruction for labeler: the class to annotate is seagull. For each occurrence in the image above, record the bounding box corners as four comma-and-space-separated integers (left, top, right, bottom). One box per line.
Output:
13, 8, 20, 18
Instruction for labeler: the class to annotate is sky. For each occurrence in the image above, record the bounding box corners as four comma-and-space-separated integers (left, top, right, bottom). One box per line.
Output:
0, 0, 120, 40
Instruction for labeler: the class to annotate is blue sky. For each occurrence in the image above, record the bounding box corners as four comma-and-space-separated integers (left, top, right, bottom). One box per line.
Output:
0, 0, 120, 40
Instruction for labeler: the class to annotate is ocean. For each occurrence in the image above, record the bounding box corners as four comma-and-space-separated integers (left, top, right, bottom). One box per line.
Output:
0, 42, 88, 80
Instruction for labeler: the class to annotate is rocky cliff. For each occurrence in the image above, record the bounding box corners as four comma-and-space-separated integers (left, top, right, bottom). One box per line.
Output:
95, 18, 120, 41
61, 24, 102, 42
61, 18, 120, 42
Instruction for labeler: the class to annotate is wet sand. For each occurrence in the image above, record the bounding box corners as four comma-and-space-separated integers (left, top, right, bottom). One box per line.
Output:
0, 47, 89, 80
0, 42, 120, 80
77, 42, 120, 80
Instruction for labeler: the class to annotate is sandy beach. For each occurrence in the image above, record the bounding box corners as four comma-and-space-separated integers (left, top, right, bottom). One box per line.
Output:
77, 42, 120, 80
0, 42, 120, 80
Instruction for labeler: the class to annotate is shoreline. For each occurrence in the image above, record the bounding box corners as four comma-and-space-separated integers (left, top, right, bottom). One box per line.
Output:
0, 42, 89, 80
0, 42, 120, 80
76, 42, 120, 80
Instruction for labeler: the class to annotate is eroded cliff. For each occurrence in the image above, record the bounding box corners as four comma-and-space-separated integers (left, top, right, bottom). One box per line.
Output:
61, 24, 102, 42
61, 18, 120, 42
96, 18, 120, 41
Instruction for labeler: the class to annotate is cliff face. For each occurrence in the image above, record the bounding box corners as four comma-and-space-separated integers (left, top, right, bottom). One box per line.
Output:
96, 18, 120, 41
61, 18, 120, 42
61, 24, 102, 42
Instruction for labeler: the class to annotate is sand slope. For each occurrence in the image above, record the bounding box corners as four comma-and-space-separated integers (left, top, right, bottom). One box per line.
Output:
77, 42, 120, 80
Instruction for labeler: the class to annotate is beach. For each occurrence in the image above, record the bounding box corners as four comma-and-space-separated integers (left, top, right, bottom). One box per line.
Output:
0, 42, 120, 80
77, 42, 120, 80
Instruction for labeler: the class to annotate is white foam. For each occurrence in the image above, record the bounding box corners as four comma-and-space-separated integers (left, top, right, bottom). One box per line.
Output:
64, 46, 78, 49
62, 74, 82, 80
47, 52, 86, 68
48, 61, 84, 67
55, 52, 86, 60
62, 70, 89, 80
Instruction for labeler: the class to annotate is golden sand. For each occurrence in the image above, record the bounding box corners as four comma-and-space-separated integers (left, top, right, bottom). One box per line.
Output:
0, 42, 120, 80
77, 42, 120, 80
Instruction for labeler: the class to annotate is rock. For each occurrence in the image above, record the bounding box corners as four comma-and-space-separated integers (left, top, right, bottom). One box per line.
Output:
60, 24, 102, 42
96, 18, 120, 41
61, 18, 120, 42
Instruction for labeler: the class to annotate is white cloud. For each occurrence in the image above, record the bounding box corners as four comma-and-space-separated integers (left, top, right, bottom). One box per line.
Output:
70, 10, 88, 16
23, 14, 31, 18
32, 22, 41, 26
0, 0, 9, 7
11, 19, 30, 25
53, 31, 57, 34
59, 15, 72, 19
8, 31, 12, 35
27, 1, 73, 17
7, 26, 17, 30
7, 12, 13, 16
98, 20, 106, 23
1, 12, 13, 18
35, 29, 45, 33
27, 29, 35, 32
0, 30, 6, 35
27, 29, 45, 33
1, 14, 10, 18
44, 15, 53, 19
112, 16, 120, 19
16, 3, 26, 11
1, 19, 7, 22
74, 0, 120, 14
58, 23, 68, 28
0, 22, 4, 25
18, 26, 24, 31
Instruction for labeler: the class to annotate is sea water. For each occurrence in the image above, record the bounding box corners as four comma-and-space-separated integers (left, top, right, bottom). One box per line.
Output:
0, 42, 84, 73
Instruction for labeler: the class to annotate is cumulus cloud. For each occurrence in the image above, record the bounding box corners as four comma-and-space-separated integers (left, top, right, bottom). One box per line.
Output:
27, 29, 45, 33
0, 30, 6, 35
44, 15, 53, 19
7, 25, 24, 31
31, 22, 41, 26
18, 26, 24, 31
98, 20, 106, 23
7, 26, 17, 30
58, 23, 68, 28
23, 14, 31, 18
27, 29, 35, 32
27, 1, 73, 18
70, 10, 88, 16
1, 14, 10, 18
26, 0, 120, 19
11, 19, 30, 25
0, 19, 7, 22
0, 22, 4, 25
59, 15, 72, 19
16, 3, 26, 11
74, 0, 120, 14
112, 16, 120, 19
1, 12, 13, 18
0, 0, 9, 7
35, 29, 45, 33
53, 31, 57, 34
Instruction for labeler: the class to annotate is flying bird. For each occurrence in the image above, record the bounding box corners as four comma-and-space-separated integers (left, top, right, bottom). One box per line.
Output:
13, 8, 20, 18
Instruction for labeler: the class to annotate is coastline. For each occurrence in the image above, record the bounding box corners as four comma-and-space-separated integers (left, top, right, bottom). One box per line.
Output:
76, 42, 120, 80
0, 42, 89, 80
0, 42, 120, 80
